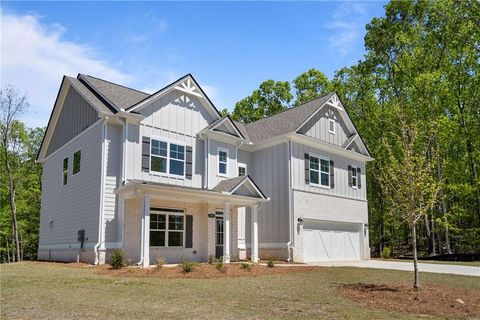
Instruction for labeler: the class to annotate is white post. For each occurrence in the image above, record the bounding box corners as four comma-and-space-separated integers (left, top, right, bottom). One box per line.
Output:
251, 205, 259, 263
223, 202, 231, 263
141, 194, 151, 267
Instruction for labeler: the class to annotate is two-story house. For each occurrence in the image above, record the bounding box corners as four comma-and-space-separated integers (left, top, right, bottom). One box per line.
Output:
37, 74, 372, 266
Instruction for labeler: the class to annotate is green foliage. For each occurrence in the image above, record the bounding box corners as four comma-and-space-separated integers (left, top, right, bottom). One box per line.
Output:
240, 262, 251, 271
156, 257, 166, 269
231, 80, 292, 123
381, 247, 392, 259
215, 258, 225, 272
293, 69, 332, 105
207, 255, 215, 264
110, 249, 124, 269
180, 258, 195, 273
267, 257, 275, 268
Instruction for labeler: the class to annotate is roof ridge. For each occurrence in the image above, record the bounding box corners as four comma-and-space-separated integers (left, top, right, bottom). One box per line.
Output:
82, 74, 150, 95
245, 92, 334, 127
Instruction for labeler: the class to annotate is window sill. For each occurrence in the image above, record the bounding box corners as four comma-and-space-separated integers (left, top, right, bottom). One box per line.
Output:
309, 183, 331, 190
148, 172, 185, 180
217, 174, 229, 178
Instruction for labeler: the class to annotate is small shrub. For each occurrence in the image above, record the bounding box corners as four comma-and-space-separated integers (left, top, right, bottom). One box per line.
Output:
111, 249, 124, 269
240, 262, 251, 271
156, 257, 166, 269
181, 258, 195, 273
208, 255, 215, 264
267, 257, 275, 268
381, 247, 392, 259
215, 258, 225, 272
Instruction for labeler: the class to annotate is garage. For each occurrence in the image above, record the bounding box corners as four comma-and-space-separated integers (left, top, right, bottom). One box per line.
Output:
303, 220, 362, 262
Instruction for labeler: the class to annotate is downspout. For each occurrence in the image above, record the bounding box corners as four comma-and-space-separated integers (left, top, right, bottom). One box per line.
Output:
119, 117, 127, 245
94, 117, 109, 265
286, 140, 293, 262
203, 134, 208, 189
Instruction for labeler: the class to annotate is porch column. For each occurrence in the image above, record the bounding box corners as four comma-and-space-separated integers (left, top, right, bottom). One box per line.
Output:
223, 202, 231, 263
140, 194, 150, 267
251, 204, 259, 263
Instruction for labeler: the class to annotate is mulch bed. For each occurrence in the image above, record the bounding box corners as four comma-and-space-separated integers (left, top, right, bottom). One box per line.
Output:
339, 282, 480, 318
92, 263, 319, 279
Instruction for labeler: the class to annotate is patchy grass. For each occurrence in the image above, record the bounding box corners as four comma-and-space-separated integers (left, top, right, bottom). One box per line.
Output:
1, 262, 479, 320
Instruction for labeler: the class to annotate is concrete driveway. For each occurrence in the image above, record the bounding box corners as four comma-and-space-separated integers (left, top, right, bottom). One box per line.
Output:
308, 260, 480, 277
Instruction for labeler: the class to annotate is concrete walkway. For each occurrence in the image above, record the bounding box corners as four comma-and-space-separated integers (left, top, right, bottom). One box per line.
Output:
306, 260, 479, 277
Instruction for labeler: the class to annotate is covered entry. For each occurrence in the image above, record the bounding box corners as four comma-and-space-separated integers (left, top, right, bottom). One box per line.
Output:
303, 220, 361, 262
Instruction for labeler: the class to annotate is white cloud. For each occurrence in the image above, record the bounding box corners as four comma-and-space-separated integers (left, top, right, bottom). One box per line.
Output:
0, 12, 130, 128
326, 2, 368, 57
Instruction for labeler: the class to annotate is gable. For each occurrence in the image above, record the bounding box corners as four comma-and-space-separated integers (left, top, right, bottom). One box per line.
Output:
297, 106, 350, 148
233, 184, 259, 197
138, 90, 215, 137
46, 85, 100, 157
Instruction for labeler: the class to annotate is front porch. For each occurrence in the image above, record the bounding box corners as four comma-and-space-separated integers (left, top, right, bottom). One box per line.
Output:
117, 178, 268, 266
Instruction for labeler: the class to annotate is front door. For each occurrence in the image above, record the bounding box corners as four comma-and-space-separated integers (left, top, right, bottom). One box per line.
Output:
215, 216, 224, 259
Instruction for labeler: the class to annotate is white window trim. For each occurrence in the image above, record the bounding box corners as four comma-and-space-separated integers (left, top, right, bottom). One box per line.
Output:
238, 163, 247, 177
351, 165, 358, 189
72, 149, 81, 175
217, 146, 229, 177
329, 118, 336, 134
309, 153, 330, 189
149, 208, 186, 248
62, 157, 68, 186
149, 136, 186, 179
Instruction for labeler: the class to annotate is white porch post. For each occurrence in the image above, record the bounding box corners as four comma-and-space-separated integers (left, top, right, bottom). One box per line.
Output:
140, 194, 151, 267
223, 202, 231, 263
251, 204, 259, 263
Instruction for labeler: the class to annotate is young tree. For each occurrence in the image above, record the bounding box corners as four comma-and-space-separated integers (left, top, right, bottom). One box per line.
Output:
0, 87, 28, 262
380, 112, 439, 289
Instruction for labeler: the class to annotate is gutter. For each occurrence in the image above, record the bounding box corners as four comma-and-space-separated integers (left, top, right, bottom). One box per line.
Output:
94, 117, 109, 264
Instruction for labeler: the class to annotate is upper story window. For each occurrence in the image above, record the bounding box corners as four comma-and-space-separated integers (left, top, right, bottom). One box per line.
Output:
310, 155, 330, 188
329, 118, 336, 134
238, 163, 247, 177
351, 166, 358, 188
218, 147, 228, 177
150, 208, 184, 247
150, 139, 184, 177
73, 150, 81, 175
62, 157, 68, 185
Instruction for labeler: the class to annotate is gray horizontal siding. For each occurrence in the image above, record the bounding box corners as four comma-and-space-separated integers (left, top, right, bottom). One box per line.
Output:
39, 120, 103, 247
46, 85, 99, 157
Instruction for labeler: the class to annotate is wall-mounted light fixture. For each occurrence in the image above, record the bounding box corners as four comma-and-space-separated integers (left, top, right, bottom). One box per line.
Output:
297, 217, 304, 224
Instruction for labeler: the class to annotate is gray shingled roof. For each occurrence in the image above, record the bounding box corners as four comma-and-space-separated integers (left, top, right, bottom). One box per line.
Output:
80, 74, 149, 110
242, 93, 335, 142
66, 77, 114, 115
211, 176, 248, 193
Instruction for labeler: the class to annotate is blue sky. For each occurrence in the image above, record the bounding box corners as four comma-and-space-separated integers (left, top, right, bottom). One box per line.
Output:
1, 1, 386, 128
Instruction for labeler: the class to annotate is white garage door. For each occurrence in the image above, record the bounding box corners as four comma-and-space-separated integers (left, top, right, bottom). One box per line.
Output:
303, 220, 361, 262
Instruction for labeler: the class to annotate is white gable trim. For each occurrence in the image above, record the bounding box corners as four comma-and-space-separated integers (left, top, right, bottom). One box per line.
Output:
230, 176, 267, 200
37, 78, 105, 163
294, 93, 371, 157
127, 74, 221, 120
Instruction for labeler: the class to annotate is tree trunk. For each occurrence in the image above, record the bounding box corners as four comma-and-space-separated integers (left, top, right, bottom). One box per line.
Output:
6, 236, 11, 263
5, 152, 21, 262
412, 223, 420, 290
431, 217, 436, 255
424, 213, 434, 255
437, 157, 452, 254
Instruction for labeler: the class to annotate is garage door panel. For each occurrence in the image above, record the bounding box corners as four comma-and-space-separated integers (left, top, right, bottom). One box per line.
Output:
303, 221, 361, 262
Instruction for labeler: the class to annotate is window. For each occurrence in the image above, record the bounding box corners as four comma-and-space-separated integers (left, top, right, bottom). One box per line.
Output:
310, 155, 330, 188
73, 150, 81, 175
150, 208, 184, 247
150, 139, 185, 177
218, 148, 228, 176
238, 163, 247, 177
63, 158, 68, 185
329, 118, 336, 134
351, 166, 358, 188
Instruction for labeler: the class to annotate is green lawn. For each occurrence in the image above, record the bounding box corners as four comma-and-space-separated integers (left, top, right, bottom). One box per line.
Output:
376, 258, 480, 267
1, 262, 479, 320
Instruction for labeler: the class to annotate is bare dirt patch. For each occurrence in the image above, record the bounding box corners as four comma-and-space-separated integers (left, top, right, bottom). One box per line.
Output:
339, 282, 480, 318
93, 263, 318, 279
